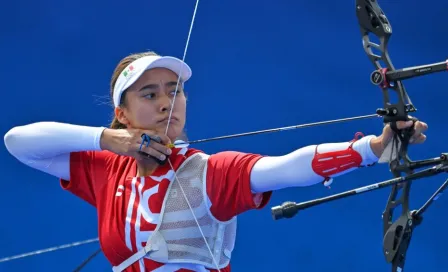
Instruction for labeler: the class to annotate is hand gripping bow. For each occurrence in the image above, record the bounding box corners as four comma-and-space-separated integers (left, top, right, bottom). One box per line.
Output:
271, 1, 448, 271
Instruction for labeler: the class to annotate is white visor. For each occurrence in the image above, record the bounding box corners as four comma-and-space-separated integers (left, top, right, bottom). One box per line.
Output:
113, 55, 192, 107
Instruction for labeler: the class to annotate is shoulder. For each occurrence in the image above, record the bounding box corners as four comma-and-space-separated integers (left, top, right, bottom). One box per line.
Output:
207, 150, 264, 168
204, 150, 265, 185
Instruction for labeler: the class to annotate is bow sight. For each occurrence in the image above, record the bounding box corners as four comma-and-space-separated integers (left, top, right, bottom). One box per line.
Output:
271, 0, 448, 271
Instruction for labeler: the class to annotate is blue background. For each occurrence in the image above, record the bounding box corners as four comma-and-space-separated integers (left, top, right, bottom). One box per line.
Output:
1, 0, 447, 271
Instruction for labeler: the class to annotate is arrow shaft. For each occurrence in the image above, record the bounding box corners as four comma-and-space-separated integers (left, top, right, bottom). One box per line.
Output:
188, 113, 380, 145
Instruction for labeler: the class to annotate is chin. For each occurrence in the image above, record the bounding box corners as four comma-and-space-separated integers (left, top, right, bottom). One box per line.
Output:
166, 127, 183, 141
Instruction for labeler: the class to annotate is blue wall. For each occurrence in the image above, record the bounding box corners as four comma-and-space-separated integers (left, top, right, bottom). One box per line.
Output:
1, 0, 447, 271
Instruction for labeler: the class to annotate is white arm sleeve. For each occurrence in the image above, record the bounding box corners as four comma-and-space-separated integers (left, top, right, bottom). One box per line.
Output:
4, 122, 106, 181
250, 135, 379, 193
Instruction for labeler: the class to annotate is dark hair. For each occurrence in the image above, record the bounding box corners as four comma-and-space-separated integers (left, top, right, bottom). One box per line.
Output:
109, 51, 160, 129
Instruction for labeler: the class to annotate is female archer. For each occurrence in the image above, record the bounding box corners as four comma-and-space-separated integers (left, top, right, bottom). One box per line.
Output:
3, 51, 428, 272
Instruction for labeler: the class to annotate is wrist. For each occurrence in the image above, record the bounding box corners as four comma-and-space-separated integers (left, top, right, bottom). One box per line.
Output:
99, 128, 114, 151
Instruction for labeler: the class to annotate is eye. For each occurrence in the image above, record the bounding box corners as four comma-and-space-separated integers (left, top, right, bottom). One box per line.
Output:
170, 89, 182, 96
144, 93, 156, 99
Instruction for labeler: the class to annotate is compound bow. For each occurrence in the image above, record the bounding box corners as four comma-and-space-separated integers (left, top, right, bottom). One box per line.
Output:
271, 0, 448, 271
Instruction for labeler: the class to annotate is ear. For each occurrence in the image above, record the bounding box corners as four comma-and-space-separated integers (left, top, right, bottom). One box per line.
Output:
114, 107, 130, 126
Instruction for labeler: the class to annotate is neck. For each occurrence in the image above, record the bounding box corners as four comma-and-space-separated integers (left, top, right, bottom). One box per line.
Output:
136, 158, 160, 177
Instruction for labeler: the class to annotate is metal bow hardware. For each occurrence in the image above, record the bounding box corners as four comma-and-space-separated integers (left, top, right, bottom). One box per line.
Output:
271, 0, 448, 271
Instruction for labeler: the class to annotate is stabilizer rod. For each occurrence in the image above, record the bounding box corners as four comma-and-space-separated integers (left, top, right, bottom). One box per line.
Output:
271, 153, 448, 220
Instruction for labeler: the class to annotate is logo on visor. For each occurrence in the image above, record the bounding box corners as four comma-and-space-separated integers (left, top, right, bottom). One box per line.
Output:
122, 65, 135, 78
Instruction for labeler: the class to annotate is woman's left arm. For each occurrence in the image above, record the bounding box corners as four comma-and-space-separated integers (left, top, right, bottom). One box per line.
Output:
250, 119, 429, 193
250, 134, 379, 193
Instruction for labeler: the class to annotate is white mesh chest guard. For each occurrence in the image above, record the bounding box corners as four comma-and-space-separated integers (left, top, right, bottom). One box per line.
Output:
113, 152, 237, 272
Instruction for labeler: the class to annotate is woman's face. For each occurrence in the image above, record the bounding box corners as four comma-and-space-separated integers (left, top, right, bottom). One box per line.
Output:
116, 67, 187, 141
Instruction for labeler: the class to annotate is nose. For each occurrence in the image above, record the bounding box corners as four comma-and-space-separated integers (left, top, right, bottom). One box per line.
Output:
159, 94, 173, 113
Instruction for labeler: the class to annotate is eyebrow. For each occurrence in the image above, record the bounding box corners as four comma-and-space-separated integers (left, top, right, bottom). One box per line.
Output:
138, 81, 183, 92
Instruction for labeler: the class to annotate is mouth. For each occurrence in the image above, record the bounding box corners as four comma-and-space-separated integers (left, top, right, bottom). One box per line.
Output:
158, 116, 178, 124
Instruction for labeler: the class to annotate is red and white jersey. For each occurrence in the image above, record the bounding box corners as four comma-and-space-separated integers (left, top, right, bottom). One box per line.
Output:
60, 147, 272, 272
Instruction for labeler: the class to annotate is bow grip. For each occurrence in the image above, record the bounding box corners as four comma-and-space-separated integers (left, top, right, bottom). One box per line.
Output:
389, 116, 418, 142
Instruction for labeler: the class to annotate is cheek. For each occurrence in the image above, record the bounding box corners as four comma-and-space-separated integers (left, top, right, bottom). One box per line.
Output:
129, 101, 158, 126
175, 98, 187, 116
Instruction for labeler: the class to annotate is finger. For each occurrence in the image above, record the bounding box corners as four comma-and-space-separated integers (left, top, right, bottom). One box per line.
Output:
146, 139, 172, 156
136, 133, 172, 156
395, 120, 414, 130
410, 133, 426, 144
137, 144, 168, 162
140, 131, 171, 145
135, 130, 156, 143
413, 121, 428, 135
137, 131, 172, 150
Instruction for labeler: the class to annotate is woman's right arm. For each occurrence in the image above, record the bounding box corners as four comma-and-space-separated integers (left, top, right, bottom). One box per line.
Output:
3, 122, 106, 180
4, 122, 174, 181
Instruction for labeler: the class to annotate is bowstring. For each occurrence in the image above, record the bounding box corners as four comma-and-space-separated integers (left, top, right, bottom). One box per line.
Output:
164, 0, 222, 271
164, 0, 198, 136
